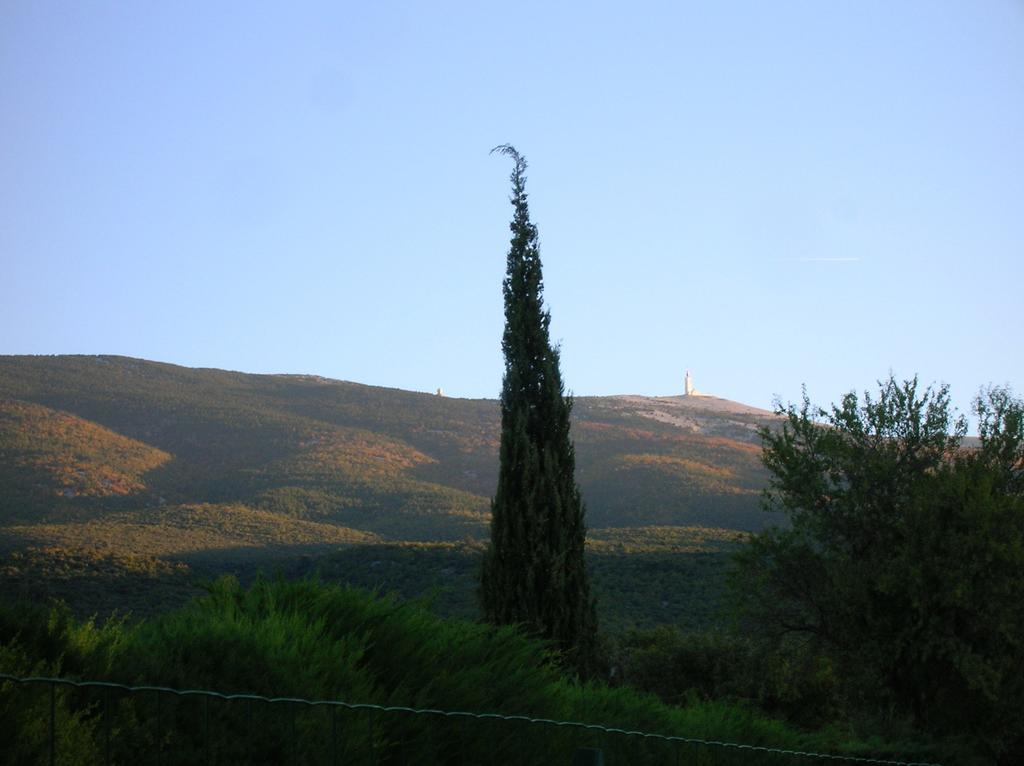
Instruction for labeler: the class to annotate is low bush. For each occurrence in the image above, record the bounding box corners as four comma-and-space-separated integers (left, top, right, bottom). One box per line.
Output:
0, 577, 952, 764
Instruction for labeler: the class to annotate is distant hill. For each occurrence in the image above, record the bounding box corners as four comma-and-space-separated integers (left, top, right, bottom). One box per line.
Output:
0, 355, 778, 628
0, 355, 776, 539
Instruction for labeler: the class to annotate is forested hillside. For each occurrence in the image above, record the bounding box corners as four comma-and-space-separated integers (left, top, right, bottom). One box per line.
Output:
0, 355, 775, 628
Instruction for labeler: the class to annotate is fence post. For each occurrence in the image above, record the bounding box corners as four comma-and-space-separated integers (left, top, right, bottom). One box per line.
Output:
204, 694, 211, 766
368, 708, 376, 766
49, 681, 56, 766
246, 698, 253, 765
290, 702, 297, 766
331, 705, 339, 766
572, 747, 604, 765
104, 686, 111, 765
154, 689, 162, 766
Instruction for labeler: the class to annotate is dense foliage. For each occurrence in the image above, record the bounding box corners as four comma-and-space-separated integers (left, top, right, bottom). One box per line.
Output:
0, 578, 882, 765
2, 357, 1012, 761
731, 377, 1024, 763
479, 146, 598, 673
1, 526, 744, 636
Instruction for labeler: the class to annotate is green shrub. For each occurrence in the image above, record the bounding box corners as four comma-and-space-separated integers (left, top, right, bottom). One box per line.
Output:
0, 577, 955, 764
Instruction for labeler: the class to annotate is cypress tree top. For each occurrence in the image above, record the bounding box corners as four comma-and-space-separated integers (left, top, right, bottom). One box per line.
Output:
480, 145, 597, 674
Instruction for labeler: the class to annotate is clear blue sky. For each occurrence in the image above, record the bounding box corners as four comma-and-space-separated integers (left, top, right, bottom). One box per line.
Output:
3, 1, 1022, 422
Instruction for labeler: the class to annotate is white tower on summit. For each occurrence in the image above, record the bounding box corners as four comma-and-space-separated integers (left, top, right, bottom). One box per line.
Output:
684, 370, 694, 396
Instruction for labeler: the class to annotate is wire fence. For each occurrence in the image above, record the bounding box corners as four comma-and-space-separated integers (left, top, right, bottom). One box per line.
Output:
0, 673, 944, 766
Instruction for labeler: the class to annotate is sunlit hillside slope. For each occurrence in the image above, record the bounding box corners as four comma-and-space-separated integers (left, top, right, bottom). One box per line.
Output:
0, 355, 778, 627
0, 355, 775, 538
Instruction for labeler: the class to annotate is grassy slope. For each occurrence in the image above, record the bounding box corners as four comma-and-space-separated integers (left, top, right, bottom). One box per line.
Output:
0, 355, 776, 628
0, 399, 171, 521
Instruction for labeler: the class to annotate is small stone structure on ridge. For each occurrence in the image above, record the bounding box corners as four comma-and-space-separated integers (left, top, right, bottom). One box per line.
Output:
683, 370, 706, 397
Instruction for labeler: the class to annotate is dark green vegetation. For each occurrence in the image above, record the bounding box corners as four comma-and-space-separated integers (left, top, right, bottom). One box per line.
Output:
5, 355, 1011, 761
0, 353, 773, 629
0, 576, 942, 764
731, 378, 1024, 765
480, 145, 597, 672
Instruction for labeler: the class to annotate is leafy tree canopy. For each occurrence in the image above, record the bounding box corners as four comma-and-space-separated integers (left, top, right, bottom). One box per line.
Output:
732, 376, 1024, 762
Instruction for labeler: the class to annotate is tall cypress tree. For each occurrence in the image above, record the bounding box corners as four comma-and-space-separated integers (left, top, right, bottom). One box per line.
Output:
479, 145, 597, 674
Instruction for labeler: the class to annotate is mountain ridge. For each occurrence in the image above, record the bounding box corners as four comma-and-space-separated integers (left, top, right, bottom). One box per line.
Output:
0, 354, 776, 534
0, 354, 777, 628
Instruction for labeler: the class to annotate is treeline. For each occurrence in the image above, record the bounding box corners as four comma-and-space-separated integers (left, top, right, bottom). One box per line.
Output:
716, 378, 1022, 764
0, 527, 744, 635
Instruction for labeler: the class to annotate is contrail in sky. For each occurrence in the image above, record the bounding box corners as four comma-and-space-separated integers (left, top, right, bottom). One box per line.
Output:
784, 257, 861, 262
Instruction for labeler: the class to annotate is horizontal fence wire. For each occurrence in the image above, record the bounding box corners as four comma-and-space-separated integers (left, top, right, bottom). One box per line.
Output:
0, 673, 944, 766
